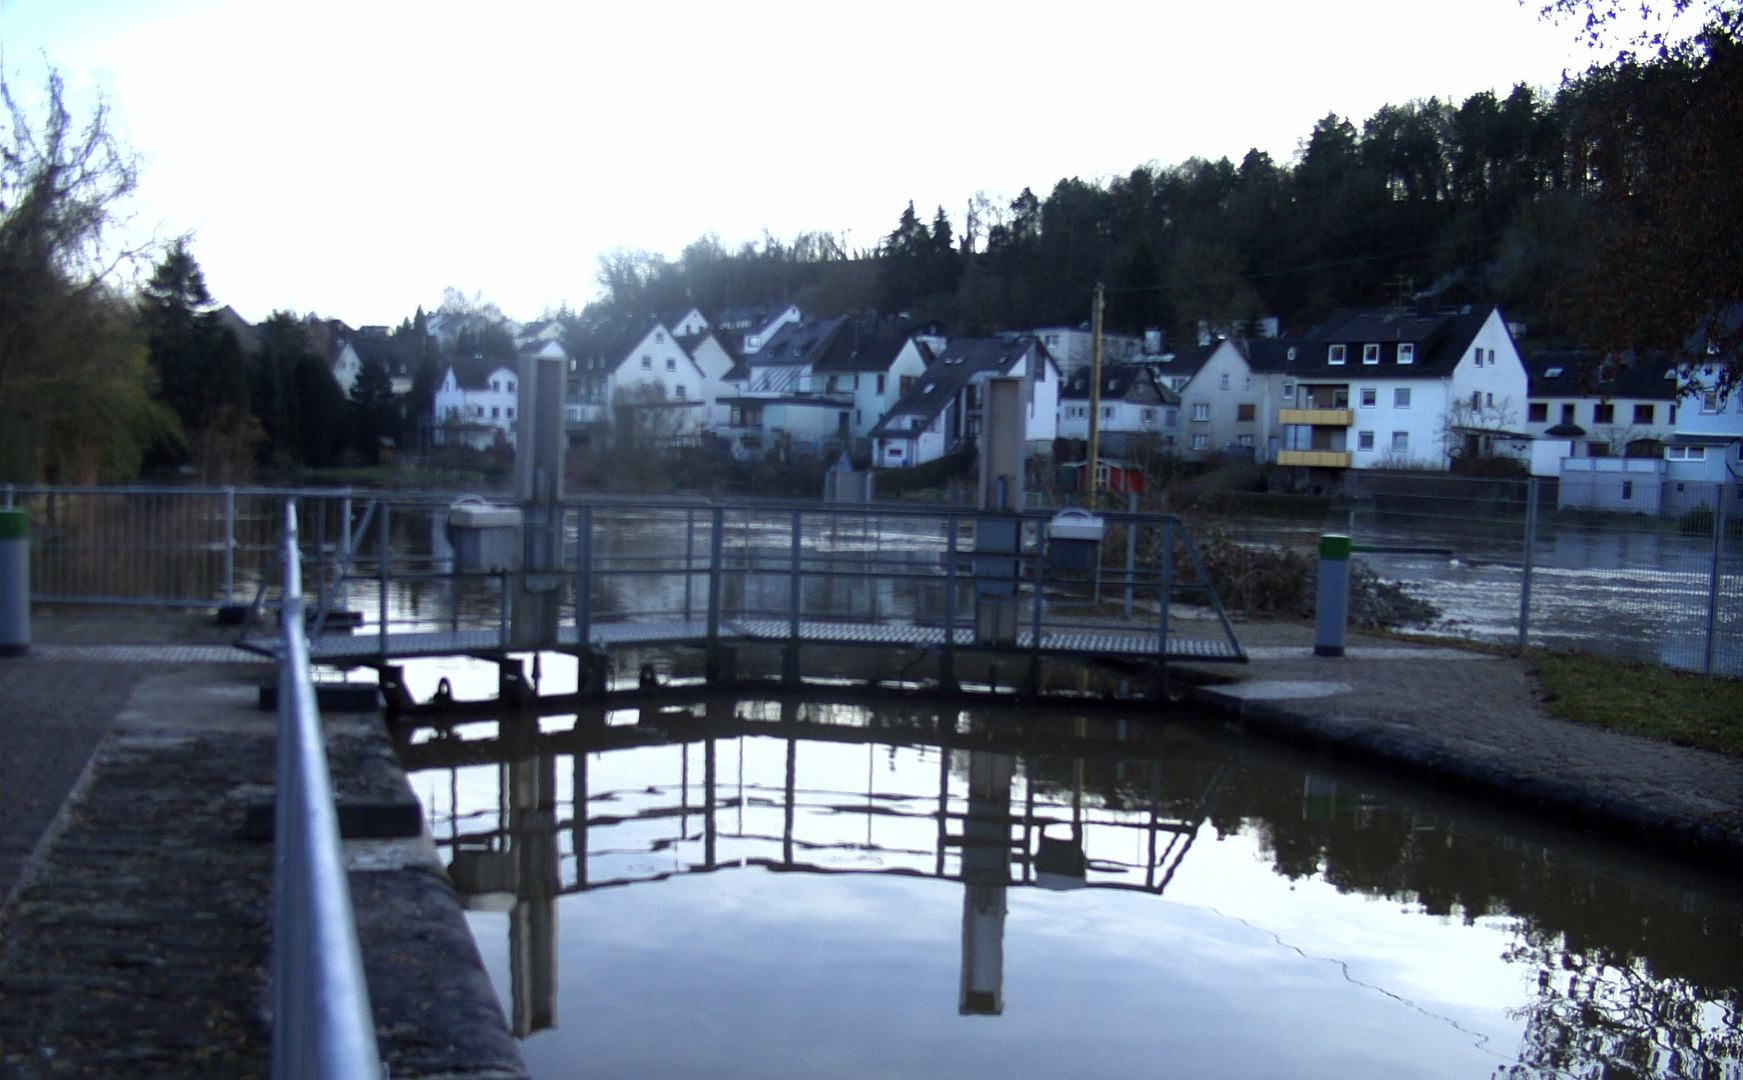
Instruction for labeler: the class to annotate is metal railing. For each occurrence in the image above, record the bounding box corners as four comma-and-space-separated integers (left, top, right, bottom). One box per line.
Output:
270, 499, 382, 1079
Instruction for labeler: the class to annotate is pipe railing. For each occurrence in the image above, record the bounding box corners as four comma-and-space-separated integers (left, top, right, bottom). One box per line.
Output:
271, 498, 382, 1079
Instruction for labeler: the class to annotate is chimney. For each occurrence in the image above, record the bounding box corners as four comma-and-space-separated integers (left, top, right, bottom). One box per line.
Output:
1144, 327, 1163, 354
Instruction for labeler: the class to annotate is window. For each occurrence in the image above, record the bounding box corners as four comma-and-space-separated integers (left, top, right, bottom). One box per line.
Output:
1141, 408, 1157, 423
1561, 403, 1575, 424
1238, 434, 1255, 448
1360, 388, 1377, 408
1486, 393, 1494, 408
1634, 404, 1654, 424
1702, 391, 1722, 413
1192, 403, 1210, 421
1472, 391, 1482, 410
1528, 402, 1548, 423
1237, 403, 1255, 422
642, 356, 652, 370
1329, 344, 1346, 365
655, 331, 665, 343
473, 405, 484, 417
1622, 480, 1634, 501
666, 358, 676, 371
877, 374, 886, 394
1670, 404, 1678, 424
1220, 373, 1230, 390
1394, 388, 1411, 408
1066, 406, 1086, 419
1282, 382, 1295, 401
1392, 431, 1409, 453
1358, 430, 1375, 451
507, 381, 515, 393
674, 385, 686, 400
506, 407, 515, 419
1397, 343, 1414, 365
1593, 403, 1614, 424
1363, 344, 1380, 365
1243, 376, 1252, 390
1666, 445, 1708, 460
1101, 405, 1116, 420
491, 407, 499, 419
1190, 433, 1208, 450
1165, 409, 1178, 426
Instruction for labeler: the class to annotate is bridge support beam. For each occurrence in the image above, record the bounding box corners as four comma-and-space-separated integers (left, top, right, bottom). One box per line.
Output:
705, 645, 736, 688
781, 645, 801, 686
579, 649, 609, 699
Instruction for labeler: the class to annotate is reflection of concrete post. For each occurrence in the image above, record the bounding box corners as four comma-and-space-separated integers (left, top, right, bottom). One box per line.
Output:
959, 750, 1014, 1016
513, 355, 566, 648
509, 740, 558, 1036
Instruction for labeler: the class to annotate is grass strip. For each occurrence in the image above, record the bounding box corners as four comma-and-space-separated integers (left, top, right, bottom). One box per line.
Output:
1527, 651, 1743, 758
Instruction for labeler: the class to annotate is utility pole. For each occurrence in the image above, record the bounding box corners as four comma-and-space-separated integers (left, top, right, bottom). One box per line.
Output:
1086, 283, 1105, 505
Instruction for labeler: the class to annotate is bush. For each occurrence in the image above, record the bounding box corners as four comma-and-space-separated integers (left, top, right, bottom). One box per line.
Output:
1182, 524, 1440, 629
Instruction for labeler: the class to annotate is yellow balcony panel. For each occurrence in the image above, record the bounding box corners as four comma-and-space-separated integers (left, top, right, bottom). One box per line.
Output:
1279, 408, 1355, 426
1276, 449, 1352, 468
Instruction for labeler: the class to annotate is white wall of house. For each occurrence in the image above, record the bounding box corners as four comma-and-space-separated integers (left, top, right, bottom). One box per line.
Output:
1032, 327, 1142, 376
1025, 351, 1060, 447
1058, 398, 1175, 442
685, 334, 740, 427
1178, 341, 1257, 457
1345, 378, 1452, 468
874, 414, 946, 468
740, 304, 802, 354
330, 342, 362, 396
669, 308, 709, 337
433, 364, 519, 448
846, 341, 928, 440
762, 400, 852, 449
611, 326, 707, 409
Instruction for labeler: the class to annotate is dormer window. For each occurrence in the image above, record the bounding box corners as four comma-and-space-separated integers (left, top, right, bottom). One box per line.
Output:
1329, 345, 1346, 365
1544, 366, 1563, 378
1397, 343, 1414, 365
1363, 344, 1380, 365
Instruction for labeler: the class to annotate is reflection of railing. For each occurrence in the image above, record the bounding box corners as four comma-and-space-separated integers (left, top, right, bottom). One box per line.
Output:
406, 701, 1230, 1026
270, 500, 382, 1077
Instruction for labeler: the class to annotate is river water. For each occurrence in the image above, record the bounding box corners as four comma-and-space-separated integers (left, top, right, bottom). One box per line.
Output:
397, 660, 1743, 1080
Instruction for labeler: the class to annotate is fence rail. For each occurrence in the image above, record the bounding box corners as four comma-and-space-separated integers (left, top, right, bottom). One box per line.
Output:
269, 500, 382, 1080
5, 479, 1738, 678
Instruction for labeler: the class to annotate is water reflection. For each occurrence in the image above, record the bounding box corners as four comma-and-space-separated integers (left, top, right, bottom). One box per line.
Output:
400, 699, 1743, 1080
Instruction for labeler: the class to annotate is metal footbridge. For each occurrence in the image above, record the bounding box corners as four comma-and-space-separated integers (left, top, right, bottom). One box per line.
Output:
236, 495, 1244, 696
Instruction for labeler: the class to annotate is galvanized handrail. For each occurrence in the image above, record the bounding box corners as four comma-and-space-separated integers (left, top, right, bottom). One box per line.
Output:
271, 498, 383, 1079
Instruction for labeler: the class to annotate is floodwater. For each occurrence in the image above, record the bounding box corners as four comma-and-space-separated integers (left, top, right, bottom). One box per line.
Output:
398, 659, 1743, 1080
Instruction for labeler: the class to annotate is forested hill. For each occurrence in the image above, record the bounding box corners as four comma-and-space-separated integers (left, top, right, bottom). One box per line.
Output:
587, 17, 1741, 369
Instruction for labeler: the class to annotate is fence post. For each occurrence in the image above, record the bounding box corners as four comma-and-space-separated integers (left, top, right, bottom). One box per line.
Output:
683, 507, 695, 623
575, 504, 592, 653
377, 503, 390, 656
706, 506, 726, 685
1518, 476, 1539, 651
1706, 485, 1727, 677
1123, 492, 1138, 619
785, 509, 802, 683
942, 514, 958, 691
222, 486, 236, 602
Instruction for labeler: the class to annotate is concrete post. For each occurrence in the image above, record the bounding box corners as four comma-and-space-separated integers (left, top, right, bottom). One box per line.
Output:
513, 355, 568, 648
0, 507, 29, 656
1314, 533, 1352, 658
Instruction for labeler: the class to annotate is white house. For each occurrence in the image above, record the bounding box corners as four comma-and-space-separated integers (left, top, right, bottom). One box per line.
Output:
1525, 352, 1681, 467
805, 318, 933, 443
1031, 325, 1142, 378
565, 318, 707, 447
433, 357, 519, 449
1176, 340, 1267, 459
1056, 364, 1179, 454
869, 335, 1059, 469
1663, 366, 1743, 512
714, 302, 802, 354
1252, 305, 1528, 479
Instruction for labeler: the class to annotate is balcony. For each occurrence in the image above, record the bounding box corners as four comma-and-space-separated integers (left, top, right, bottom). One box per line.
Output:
1279, 408, 1354, 426
1276, 449, 1352, 468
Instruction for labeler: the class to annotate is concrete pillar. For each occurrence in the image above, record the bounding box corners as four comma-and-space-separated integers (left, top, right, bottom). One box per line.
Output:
1314, 533, 1351, 657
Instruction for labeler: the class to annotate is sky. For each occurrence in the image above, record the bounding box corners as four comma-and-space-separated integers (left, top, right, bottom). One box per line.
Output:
1, 0, 1602, 327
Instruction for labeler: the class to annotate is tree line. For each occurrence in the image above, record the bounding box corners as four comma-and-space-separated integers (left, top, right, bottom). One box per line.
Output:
592, 9, 1740, 390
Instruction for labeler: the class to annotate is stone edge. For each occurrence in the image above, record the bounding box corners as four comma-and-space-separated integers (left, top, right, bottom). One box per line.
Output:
1186, 683, 1743, 873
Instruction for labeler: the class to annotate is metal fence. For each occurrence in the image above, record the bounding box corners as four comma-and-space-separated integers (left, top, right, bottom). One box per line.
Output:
7, 479, 1738, 678
1218, 472, 1741, 678
270, 500, 383, 1080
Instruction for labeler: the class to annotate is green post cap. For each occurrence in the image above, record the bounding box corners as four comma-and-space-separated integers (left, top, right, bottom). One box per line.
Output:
0, 508, 27, 541
1318, 533, 1352, 560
